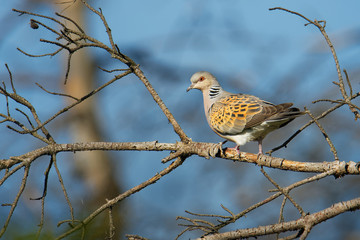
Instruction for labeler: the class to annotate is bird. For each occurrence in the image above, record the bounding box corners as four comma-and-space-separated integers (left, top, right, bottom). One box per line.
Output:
186, 71, 304, 155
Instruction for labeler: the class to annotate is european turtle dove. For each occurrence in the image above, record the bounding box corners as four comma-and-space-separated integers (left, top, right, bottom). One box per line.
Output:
187, 71, 303, 155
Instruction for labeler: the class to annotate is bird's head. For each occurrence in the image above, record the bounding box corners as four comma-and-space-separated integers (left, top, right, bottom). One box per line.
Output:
187, 71, 219, 92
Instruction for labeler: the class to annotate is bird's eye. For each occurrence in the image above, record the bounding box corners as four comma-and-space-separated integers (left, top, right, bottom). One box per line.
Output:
199, 76, 205, 82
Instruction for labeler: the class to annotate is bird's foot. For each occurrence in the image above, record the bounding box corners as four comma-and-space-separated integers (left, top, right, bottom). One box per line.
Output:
257, 152, 264, 160
226, 145, 241, 157
257, 140, 264, 159
209, 141, 226, 158
218, 140, 228, 156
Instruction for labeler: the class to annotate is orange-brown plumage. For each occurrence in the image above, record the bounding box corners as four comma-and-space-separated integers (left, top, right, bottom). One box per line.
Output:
187, 71, 303, 154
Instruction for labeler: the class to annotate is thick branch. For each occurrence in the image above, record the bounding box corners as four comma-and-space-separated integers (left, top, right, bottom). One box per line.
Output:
1, 142, 359, 176
198, 197, 360, 240
223, 148, 359, 175
177, 169, 339, 237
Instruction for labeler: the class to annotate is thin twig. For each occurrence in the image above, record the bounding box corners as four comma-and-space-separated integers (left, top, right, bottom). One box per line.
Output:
13, 9, 66, 28
98, 66, 129, 73
0, 164, 30, 237
15, 108, 35, 128
178, 169, 338, 237
183, 210, 232, 220
269, 7, 314, 25
268, 101, 344, 154
35, 194, 46, 238
4, 64, 16, 94
270, 7, 359, 120
80, 0, 117, 52
125, 235, 150, 240
35, 82, 79, 101
1, 82, 11, 117
15, 69, 131, 134
343, 69, 353, 97
28, 18, 63, 36
279, 197, 287, 222
107, 201, 115, 240
0, 162, 27, 186
53, 154, 75, 223
55, 12, 86, 35
64, 52, 72, 84
260, 167, 305, 216
17, 47, 64, 58
30, 157, 53, 200
55, 156, 186, 239
305, 107, 339, 161
198, 196, 360, 240
132, 66, 191, 143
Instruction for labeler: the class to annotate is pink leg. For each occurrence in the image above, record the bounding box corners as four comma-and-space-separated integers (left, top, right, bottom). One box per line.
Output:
258, 139, 263, 155
235, 145, 240, 154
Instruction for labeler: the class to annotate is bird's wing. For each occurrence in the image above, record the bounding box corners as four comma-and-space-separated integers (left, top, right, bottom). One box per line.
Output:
208, 94, 294, 135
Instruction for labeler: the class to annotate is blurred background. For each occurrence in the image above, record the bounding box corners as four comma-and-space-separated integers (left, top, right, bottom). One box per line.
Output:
1, 0, 360, 239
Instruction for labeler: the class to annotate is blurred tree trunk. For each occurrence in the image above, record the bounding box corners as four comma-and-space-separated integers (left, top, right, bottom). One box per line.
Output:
56, 1, 124, 237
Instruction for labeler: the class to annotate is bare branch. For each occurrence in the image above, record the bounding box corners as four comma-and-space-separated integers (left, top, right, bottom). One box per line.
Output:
260, 167, 305, 216
132, 66, 191, 143
13, 9, 66, 28
80, 0, 117, 52
55, 12, 86, 35
2, 4, 358, 240
1, 141, 359, 175
13, 3, 190, 145
1, 82, 11, 117
30, 157, 53, 200
17, 47, 64, 58
35, 82, 79, 101
4, 64, 16, 94
125, 235, 150, 240
270, 7, 359, 120
53, 155, 75, 224
269, 100, 343, 154
15, 108, 34, 129
98, 66, 129, 73
198, 197, 360, 240
35, 193, 46, 238
178, 169, 340, 236
16, 69, 132, 134
305, 107, 339, 161
0, 164, 30, 237
0, 162, 27, 186
107, 200, 116, 240
343, 69, 353, 97
56, 156, 186, 239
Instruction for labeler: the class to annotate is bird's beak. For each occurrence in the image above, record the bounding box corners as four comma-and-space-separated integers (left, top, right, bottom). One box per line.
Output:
186, 84, 194, 92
